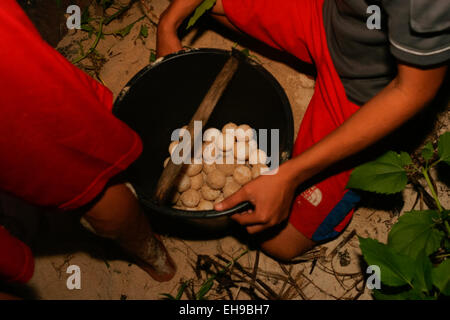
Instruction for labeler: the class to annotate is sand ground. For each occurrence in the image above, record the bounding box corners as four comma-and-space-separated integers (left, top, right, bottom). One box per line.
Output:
2, 0, 449, 300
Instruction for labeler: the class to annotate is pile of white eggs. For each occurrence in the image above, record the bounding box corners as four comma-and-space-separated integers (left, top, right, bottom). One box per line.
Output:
164, 122, 270, 211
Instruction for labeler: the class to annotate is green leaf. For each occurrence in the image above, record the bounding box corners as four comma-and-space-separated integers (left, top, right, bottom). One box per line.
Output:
81, 7, 91, 25
347, 151, 410, 194
359, 237, 416, 287
432, 259, 450, 296
445, 238, 450, 251
104, 4, 133, 25
175, 281, 189, 300
388, 210, 444, 259
113, 16, 145, 38
399, 151, 413, 166
160, 281, 189, 300
196, 277, 215, 300
81, 24, 95, 33
412, 251, 433, 293
241, 48, 250, 57
160, 293, 176, 300
187, 0, 217, 29
193, 249, 247, 300
438, 131, 450, 165
114, 23, 135, 37
421, 142, 434, 161
443, 210, 449, 220
149, 51, 157, 63
140, 24, 148, 38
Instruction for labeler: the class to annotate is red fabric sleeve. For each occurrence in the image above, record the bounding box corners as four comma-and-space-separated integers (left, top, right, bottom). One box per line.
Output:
0, 1, 142, 210
222, 0, 313, 63
0, 227, 34, 283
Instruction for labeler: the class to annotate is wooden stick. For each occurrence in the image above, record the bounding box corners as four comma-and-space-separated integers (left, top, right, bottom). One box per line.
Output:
154, 55, 239, 204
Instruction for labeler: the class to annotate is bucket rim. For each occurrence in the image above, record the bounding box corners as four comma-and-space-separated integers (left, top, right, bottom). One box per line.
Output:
113, 48, 294, 219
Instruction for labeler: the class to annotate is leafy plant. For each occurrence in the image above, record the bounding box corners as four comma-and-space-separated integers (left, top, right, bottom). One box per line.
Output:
73, 1, 137, 64
160, 249, 248, 300
139, 24, 149, 38
186, 0, 217, 29
110, 16, 145, 37
231, 42, 262, 63
347, 132, 450, 299
160, 280, 190, 300
149, 49, 157, 63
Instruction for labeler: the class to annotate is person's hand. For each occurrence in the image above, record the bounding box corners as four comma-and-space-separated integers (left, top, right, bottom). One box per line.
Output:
156, 19, 183, 58
155, 0, 227, 57
214, 163, 297, 234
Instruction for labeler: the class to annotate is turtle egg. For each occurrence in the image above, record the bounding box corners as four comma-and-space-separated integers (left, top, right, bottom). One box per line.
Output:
217, 133, 235, 152
235, 124, 254, 142
249, 149, 267, 165
203, 128, 221, 143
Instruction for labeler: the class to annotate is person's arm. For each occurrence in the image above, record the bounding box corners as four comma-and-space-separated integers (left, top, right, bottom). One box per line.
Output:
288, 63, 447, 184
157, 0, 225, 57
216, 63, 448, 234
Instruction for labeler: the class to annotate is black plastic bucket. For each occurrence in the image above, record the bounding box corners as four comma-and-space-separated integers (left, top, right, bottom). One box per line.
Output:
113, 49, 294, 232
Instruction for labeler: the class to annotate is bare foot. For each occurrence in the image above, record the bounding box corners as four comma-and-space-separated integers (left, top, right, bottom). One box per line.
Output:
82, 183, 177, 282
132, 234, 176, 282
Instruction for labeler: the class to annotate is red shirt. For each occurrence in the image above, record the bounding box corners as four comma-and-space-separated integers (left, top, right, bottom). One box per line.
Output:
0, 0, 142, 210
0, 0, 142, 283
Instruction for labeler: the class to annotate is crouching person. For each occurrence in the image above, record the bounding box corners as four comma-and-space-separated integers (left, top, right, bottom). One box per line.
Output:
0, 0, 176, 289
